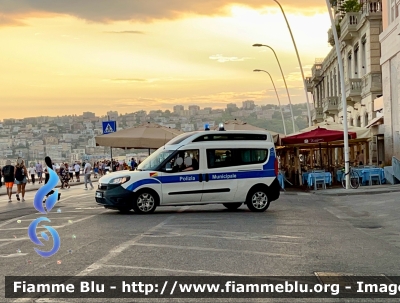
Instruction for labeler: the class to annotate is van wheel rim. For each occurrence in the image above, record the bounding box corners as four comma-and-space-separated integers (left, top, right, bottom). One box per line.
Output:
251, 192, 268, 209
137, 193, 155, 212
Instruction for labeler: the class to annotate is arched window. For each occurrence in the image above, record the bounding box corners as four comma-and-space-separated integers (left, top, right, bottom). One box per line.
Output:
356, 116, 361, 127
364, 113, 369, 126
350, 118, 354, 126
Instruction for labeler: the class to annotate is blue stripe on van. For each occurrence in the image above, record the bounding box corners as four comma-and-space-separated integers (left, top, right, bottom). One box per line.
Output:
125, 178, 161, 192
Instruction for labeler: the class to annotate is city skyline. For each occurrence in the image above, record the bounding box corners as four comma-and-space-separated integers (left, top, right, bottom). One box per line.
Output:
0, 1, 331, 120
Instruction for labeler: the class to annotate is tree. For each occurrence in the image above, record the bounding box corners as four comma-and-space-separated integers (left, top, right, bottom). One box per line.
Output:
340, 0, 362, 13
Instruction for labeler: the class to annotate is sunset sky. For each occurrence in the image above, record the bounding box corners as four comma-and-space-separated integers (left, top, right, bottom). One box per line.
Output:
0, 0, 332, 120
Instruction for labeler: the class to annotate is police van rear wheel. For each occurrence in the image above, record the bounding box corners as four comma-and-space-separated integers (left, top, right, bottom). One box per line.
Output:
133, 190, 157, 214
246, 189, 270, 212
223, 203, 242, 210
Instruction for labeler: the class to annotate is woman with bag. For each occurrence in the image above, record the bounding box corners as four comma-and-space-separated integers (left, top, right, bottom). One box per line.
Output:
14, 158, 29, 202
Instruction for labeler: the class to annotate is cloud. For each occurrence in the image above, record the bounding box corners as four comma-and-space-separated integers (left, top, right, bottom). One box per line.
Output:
209, 54, 252, 63
0, 0, 328, 26
104, 77, 206, 84
103, 30, 145, 34
0, 14, 25, 27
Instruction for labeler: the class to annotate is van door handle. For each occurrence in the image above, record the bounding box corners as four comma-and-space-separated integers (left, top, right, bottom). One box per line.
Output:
205, 174, 209, 182
199, 174, 203, 182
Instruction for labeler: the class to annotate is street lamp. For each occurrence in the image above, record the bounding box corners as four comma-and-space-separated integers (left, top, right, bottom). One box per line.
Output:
254, 69, 287, 136
253, 43, 295, 133
325, 0, 350, 189
271, 0, 312, 127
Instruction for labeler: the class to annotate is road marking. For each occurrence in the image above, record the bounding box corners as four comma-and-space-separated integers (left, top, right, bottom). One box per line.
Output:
131, 243, 299, 258
176, 206, 191, 213
75, 214, 179, 277
0, 253, 28, 257
162, 226, 304, 239
101, 264, 251, 276
188, 234, 301, 244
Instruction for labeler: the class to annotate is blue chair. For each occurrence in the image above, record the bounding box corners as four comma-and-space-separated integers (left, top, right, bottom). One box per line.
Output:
314, 173, 326, 190
369, 168, 382, 185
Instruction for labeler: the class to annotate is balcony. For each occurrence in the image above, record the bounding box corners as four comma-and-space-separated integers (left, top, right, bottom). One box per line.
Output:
345, 78, 362, 105
339, 12, 361, 44
305, 77, 313, 92
362, 72, 382, 97
311, 64, 323, 83
361, 0, 382, 20
312, 107, 324, 123
322, 97, 339, 116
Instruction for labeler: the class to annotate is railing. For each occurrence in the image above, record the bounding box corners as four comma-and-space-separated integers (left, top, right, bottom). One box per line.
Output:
340, 12, 360, 40
312, 107, 323, 121
322, 97, 339, 113
347, 78, 362, 95
362, 0, 382, 14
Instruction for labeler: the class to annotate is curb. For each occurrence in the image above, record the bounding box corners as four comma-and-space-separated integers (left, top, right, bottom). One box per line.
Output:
0, 180, 99, 196
312, 188, 400, 197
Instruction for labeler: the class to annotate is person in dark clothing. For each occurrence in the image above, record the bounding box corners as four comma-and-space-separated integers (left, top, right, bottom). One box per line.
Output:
1, 160, 15, 202
43, 156, 61, 203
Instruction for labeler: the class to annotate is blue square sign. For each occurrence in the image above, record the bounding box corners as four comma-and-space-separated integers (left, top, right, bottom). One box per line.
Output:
102, 121, 117, 134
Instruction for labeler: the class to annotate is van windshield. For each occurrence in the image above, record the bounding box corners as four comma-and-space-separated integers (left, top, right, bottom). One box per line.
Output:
137, 148, 175, 171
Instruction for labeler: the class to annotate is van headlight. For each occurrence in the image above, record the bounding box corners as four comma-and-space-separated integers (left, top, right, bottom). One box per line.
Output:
109, 176, 130, 184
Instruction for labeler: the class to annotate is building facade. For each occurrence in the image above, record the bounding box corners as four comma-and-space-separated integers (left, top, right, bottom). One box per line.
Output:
380, 0, 400, 160
308, 0, 384, 164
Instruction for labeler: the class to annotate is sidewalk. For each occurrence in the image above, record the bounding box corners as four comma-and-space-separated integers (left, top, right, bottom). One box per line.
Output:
0, 178, 99, 196
312, 184, 400, 196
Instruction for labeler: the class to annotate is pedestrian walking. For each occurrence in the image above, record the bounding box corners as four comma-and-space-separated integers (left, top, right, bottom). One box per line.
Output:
1, 160, 15, 202
15, 158, 29, 202
28, 164, 36, 185
83, 162, 94, 190
68, 163, 74, 182
36, 161, 43, 184
74, 162, 81, 182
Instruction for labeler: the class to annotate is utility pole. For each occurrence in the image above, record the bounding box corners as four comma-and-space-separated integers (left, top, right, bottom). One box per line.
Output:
108, 115, 113, 164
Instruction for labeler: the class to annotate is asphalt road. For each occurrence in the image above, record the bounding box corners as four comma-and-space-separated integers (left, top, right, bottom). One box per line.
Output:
1, 187, 400, 303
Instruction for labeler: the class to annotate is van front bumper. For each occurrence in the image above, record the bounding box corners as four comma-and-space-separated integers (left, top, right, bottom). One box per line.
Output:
95, 183, 135, 209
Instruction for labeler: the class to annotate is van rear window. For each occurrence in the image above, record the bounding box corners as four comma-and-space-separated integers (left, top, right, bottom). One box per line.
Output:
206, 149, 269, 168
193, 134, 267, 142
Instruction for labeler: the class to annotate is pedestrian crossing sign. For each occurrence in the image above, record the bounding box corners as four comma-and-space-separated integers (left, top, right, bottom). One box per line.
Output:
102, 121, 117, 134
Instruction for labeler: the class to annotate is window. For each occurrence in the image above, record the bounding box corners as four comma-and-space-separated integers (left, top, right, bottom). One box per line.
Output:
138, 149, 175, 171
350, 118, 354, 126
347, 53, 352, 79
333, 68, 337, 96
356, 116, 361, 127
365, 113, 369, 126
361, 36, 366, 76
164, 149, 200, 173
206, 149, 269, 169
167, 132, 195, 145
193, 133, 267, 142
354, 44, 359, 77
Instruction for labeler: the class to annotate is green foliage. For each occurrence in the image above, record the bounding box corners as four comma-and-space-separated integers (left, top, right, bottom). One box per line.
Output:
340, 0, 362, 13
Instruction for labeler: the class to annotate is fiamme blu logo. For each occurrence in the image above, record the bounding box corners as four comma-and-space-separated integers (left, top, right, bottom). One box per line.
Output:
28, 167, 61, 258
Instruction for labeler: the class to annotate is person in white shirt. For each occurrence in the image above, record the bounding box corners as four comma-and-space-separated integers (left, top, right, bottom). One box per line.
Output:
83, 162, 94, 190
68, 164, 74, 182
28, 165, 36, 185
74, 162, 81, 182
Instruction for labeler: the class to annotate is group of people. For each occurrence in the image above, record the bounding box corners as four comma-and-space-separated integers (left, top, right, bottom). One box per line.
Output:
0, 157, 142, 202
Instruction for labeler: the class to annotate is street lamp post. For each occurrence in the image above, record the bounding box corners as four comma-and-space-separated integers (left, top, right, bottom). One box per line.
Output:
254, 69, 287, 136
253, 43, 295, 133
325, 0, 350, 189
272, 0, 312, 127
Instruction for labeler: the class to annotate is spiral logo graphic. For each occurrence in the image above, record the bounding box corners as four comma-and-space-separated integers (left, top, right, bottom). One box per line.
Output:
29, 167, 61, 258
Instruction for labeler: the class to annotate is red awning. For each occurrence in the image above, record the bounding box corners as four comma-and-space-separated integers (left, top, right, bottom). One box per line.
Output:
281, 127, 357, 145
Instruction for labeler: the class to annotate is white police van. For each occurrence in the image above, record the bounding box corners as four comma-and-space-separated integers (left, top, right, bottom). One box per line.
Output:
95, 125, 280, 213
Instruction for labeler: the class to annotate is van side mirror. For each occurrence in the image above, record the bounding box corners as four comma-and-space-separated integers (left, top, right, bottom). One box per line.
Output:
165, 162, 172, 172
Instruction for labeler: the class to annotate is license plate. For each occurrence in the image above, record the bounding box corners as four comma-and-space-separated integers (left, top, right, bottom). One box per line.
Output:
96, 192, 103, 198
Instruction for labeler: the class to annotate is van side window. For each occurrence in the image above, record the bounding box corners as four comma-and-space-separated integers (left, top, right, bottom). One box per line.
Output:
206, 149, 269, 168
165, 149, 200, 173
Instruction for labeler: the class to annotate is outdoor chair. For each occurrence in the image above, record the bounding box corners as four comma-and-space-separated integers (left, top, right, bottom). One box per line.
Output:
314, 173, 326, 190
369, 168, 382, 186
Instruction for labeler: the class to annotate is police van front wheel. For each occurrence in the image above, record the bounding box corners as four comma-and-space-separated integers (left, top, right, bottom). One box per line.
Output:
246, 189, 270, 212
132, 190, 158, 214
